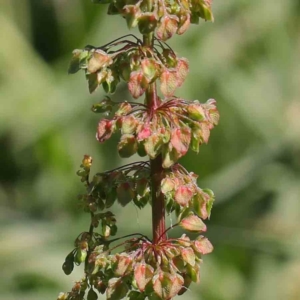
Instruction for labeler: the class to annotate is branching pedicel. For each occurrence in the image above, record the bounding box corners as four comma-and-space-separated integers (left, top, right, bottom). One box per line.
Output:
58, 0, 219, 299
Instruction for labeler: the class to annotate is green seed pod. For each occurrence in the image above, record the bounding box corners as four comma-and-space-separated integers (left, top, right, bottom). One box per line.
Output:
75, 249, 87, 264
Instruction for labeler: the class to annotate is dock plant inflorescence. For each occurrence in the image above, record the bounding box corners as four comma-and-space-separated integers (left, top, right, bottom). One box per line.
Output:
58, 0, 219, 299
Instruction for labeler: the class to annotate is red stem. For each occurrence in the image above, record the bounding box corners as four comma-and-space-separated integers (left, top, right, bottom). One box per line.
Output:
150, 156, 166, 244
143, 34, 166, 244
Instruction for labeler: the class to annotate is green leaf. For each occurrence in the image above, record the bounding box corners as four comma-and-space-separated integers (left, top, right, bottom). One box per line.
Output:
110, 224, 118, 236
117, 182, 135, 206
62, 251, 75, 275
87, 288, 98, 300
137, 143, 147, 157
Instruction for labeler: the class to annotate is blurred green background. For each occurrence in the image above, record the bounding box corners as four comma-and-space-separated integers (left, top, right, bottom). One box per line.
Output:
1, 0, 300, 299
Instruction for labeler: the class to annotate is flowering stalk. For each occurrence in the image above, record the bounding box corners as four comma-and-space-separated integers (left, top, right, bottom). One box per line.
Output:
58, 0, 218, 299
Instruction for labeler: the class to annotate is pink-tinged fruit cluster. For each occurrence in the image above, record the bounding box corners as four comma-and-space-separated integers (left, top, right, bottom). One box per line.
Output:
69, 41, 189, 97
162, 163, 215, 219
59, 233, 213, 300
94, 97, 219, 168
91, 0, 214, 40
61, 156, 215, 300
77, 159, 214, 226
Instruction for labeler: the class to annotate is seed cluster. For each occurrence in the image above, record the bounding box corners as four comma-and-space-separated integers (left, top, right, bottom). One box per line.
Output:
69, 40, 189, 98
59, 234, 213, 300
94, 97, 219, 168
91, 0, 213, 40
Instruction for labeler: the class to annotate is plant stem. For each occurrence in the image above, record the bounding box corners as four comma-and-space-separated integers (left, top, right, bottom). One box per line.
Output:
150, 156, 166, 243
143, 32, 166, 244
